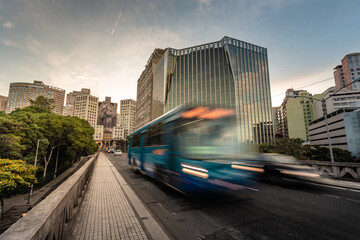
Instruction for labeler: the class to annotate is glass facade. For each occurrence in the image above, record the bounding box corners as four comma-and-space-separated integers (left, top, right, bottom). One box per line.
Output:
151, 36, 274, 144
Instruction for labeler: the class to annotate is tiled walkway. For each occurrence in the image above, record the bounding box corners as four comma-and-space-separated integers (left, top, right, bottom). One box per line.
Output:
68, 153, 148, 240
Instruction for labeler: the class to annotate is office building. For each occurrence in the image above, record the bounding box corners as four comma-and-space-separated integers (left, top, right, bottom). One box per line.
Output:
136, 36, 273, 144
73, 92, 98, 126
315, 87, 360, 119
279, 89, 323, 141
0, 95, 8, 111
334, 53, 360, 91
5, 80, 65, 114
97, 97, 118, 132
135, 49, 166, 129
64, 88, 91, 116
94, 125, 104, 141
272, 106, 283, 136
309, 109, 360, 160
120, 99, 136, 137
112, 126, 125, 140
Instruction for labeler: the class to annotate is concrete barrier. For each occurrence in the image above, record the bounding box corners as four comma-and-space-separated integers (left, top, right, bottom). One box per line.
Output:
0, 153, 98, 240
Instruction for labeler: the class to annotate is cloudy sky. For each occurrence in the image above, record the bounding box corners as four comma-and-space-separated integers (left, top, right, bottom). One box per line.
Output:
0, 0, 359, 108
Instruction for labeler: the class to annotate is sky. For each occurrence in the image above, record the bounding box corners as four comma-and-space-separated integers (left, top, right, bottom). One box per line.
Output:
0, 0, 359, 109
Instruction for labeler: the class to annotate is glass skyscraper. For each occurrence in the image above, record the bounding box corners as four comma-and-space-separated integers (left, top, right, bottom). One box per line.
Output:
139, 36, 273, 144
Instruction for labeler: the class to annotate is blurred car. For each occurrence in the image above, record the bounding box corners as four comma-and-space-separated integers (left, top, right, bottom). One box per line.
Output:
114, 150, 122, 156
259, 154, 320, 182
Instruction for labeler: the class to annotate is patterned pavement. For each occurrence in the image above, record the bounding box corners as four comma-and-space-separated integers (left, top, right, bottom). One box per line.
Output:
68, 153, 148, 240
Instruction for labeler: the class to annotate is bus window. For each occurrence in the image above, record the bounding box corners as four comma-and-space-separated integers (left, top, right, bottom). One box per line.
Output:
132, 133, 140, 147
146, 123, 162, 146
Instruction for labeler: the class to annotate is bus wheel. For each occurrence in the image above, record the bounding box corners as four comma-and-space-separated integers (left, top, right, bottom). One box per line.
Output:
131, 158, 139, 174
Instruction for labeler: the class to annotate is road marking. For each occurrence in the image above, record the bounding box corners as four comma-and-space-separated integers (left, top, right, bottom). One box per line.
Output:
304, 181, 360, 193
346, 198, 360, 203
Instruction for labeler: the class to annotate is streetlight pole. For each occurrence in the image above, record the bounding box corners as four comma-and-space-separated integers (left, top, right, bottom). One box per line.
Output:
27, 139, 46, 204
289, 78, 360, 163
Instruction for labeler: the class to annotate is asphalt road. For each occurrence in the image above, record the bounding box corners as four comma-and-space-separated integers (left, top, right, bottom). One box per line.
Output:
105, 153, 360, 240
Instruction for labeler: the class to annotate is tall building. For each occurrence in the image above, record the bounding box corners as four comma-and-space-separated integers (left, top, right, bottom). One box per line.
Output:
97, 97, 118, 132
0, 95, 8, 111
135, 49, 166, 129
64, 88, 91, 116
136, 36, 274, 144
315, 87, 360, 119
5, 80, 65, 114
73, 92, 99, 126
334, 53, 360, 91
279, 89, 323, 141
272, 107, 283, 136
120, 99, 136, 137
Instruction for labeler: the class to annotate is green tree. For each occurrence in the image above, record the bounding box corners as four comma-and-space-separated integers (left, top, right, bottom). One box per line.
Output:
29, 96, 54, 112
0, 159, 37, 219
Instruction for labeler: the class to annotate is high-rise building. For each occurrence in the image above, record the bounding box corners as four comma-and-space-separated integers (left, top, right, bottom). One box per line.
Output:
64, 88, 91, 116
272, 107, 283, 136
5, 80, 65, 114
334, 53, 360, 91
136, 36, 273, 144
73, 92, 98, 126
0, 95, 8, 111
135, 49, 166, 129
279, 89, 323, 141
97, 97, 117, 132
120, 99, 136, 137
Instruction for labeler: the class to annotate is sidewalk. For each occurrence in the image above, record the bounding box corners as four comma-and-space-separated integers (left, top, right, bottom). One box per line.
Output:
68, 152, 170, 240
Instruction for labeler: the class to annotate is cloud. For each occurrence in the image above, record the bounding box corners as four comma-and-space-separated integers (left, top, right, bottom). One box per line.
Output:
2, 21, 14, 29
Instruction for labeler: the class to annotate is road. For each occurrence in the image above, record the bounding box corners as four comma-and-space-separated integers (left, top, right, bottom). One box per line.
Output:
105, 153, 360, 240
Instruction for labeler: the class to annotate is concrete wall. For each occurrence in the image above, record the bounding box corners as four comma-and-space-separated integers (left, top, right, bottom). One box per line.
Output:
0, 154, 98, 240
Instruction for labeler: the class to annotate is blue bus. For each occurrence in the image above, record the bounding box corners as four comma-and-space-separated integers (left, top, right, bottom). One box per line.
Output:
128, 105, 256, 194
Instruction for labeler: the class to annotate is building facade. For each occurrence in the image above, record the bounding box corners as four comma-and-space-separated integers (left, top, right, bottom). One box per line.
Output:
120, 99, 136, 138
0, 95, 8, 111
136, 36, 274, 144
315, 87, 360, 119
73, 93, 99, 126
279, 89, 323, 141
334, 53, 360, 91
112, 126, 125, 140
97, 97, 118, 132
64, 88, 91, 116
94, 125, 104, 141
135, 49, 165, 130
5, 80, 65, 114
309, 109, 360, 160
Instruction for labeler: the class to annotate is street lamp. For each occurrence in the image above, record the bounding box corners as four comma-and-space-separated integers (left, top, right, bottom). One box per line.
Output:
27, 139, 47, 204
289, 78, 360, 163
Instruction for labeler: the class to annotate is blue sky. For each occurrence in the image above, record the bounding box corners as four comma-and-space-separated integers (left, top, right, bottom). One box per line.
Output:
0, 0, 359, 107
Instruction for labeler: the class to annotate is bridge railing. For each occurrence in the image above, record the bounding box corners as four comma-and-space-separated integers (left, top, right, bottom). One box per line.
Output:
300, 160, 360, 180
0, 153, 98, 240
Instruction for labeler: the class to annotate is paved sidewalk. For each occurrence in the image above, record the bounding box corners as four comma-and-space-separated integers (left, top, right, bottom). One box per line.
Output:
68, 153, 170, 240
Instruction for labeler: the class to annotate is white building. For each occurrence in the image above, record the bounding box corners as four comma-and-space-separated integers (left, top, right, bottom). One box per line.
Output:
112, 126, 125, 140
315, 87, 360, 119
309, 109, 360, 160
64, 88, 91, 116
94, 125, 104, 141
5, 80, 65, 115
120, 99, 136, 137
74, 93, 99, 126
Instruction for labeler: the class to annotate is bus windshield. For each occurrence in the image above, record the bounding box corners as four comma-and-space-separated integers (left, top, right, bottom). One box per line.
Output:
176, 118, 238, 160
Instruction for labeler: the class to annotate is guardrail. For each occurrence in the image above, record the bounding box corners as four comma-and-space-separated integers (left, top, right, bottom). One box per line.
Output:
300, 160, 360, 180
0, 153, 98, 240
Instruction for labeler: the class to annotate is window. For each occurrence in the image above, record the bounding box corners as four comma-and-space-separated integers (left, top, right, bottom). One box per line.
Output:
146, 123, 163, 146
132, 133, 140, 147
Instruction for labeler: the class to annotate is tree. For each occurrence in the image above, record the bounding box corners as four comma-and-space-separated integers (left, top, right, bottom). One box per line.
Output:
29, 96, 54, 112
0, 159, 37, 220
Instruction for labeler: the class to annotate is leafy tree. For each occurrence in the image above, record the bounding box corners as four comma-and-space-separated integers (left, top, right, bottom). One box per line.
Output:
29, 96, 54, 112
0, 159, 37, 219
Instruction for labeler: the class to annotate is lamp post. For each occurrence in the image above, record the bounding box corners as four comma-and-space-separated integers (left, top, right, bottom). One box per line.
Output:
289, 78, 360, 163
27, 139, 47, 204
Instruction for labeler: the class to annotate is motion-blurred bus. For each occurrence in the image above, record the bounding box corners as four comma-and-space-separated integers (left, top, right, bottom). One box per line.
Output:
128, 105, 255, 194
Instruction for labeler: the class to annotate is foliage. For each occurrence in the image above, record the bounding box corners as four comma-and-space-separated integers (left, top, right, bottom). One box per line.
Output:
0, 159, 37, 198
29, 96, 54, 112
0, 107, 98, 180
